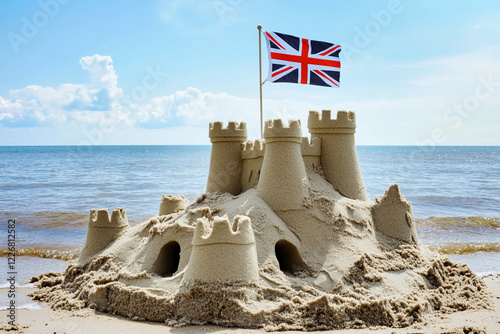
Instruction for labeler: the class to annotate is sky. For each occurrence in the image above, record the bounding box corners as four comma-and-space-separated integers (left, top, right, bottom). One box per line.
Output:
1, 0, 499, 146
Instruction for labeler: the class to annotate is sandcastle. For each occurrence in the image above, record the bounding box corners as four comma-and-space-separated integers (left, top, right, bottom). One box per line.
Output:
31, 110, 489, 331
208, 110, 367, 201
206, 110, 414, 242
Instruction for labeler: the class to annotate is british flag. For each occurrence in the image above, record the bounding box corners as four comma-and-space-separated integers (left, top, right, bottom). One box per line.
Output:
264, 31, 341, 88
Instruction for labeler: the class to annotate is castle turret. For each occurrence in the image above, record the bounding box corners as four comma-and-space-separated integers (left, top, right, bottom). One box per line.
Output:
257, 119, 309, 212
182, 215, 259, 284
79, 208, 130, 263
308, 110, 368, 201
301, 136, 321, 169
241, 139, 265, 192
159, 194, 190, 216
206, 121, 247, 195
372, 184, 418, 242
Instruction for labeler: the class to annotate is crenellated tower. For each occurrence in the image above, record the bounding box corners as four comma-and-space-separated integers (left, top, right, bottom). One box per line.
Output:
206, 121, 247, 195
182, 215, 259, 284
241, 139, 265, 192
308, 110, 368, 201
79, 207, 130, 262
301, 136, 321, 169
159, 194, 190, 216
257, 119, 309, 212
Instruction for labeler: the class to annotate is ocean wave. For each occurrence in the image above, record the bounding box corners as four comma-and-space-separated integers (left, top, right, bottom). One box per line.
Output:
414, 195, 498, 201
0, 210, 145, 230
0, 211, 89, 230
416, 216, 500, 228
0, 248, 79, 261
0, 181, 116, 189
410, 195, 500, 218
429, 242, 500, 255
16, 302, 42, 310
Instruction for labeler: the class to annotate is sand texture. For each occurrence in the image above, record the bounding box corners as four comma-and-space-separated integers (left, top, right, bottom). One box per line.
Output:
25, 111, 493, 331
1, 276, 498, 333
27, 181, 491, 330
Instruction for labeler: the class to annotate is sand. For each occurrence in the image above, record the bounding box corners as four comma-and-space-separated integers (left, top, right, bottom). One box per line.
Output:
1, 275, 499, 333
7, 111, 496, 331
20, 184, 492, 331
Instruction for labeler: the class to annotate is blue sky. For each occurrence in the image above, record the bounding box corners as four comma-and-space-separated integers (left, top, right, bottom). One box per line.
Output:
1, 0, 499, 145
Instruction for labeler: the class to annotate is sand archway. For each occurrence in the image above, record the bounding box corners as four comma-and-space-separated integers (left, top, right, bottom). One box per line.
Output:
275, 239, 309, 275
151, 241, 181, 277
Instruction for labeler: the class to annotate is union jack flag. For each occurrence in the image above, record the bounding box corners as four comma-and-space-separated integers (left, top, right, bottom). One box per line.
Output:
264, 31, 341, 87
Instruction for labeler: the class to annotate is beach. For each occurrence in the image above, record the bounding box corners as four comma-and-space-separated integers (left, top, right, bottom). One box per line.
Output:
2, 0, 500, 331
1, 273, 499, 333
1, 145, 499, 331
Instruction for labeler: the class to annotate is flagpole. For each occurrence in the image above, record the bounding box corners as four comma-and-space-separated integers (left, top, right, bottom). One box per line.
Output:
257, 25, 263, 139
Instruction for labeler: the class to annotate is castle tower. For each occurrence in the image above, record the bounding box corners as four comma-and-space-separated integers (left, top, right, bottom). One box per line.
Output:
159, 194, 190, 216
182, 215, 259, 284
79, 208, 130, 263
301, 136, 321, 169
206, 121, 247, 195
257, 119, 309, 212
372, 184, 418, 242
308, 110, 369, 201
241, 139, 265, 192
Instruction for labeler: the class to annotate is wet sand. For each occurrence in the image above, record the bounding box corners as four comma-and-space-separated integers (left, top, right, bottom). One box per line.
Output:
1, 274, 499, 334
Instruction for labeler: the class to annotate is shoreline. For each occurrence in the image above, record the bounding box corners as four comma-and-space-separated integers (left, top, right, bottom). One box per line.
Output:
1, 274, 499, 333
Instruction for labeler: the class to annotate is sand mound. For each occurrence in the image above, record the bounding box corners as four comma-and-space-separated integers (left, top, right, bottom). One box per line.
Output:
30, 246, 489, 331
30, 183, 490, 330
30, 111, 492, 330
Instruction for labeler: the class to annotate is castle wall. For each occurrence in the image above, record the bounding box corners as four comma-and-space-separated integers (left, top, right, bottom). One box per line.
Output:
308, 110, 369, 201
241, 139, 265, 192
206, 121, 247, 195
301, 136, 321, 170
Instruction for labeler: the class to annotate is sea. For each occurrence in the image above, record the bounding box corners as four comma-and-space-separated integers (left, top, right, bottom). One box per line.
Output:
1, 145, 499, 289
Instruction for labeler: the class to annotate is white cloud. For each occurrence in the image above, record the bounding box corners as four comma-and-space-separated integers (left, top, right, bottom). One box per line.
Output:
404, 46, 500, 94
0, 96, 22, 122
0, 52, 313, 137
1, 48, 499, 145
79, 55, 118, 89
0, 54, 125, 128
79, 54, 121, 106
129, 87, 317, 137
0, 54, 314, 134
